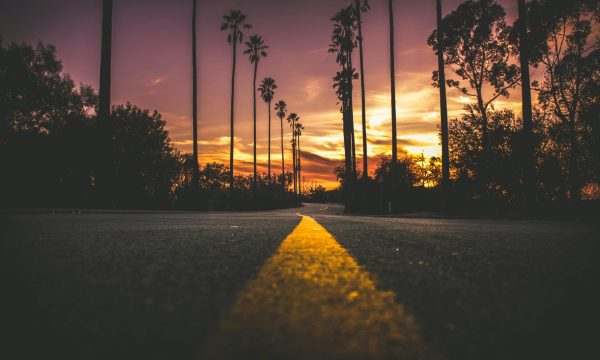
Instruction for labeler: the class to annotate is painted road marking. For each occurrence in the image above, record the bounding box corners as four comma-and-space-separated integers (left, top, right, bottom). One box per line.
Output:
202, 214, 437, 359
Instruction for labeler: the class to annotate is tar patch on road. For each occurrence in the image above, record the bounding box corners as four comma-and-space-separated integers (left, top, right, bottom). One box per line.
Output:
201, 214, 439, 360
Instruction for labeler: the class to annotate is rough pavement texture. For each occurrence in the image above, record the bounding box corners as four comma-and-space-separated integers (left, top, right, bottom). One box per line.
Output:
313, 208, 600, 360
1, 204, 599, 359
1, 211, 299, 360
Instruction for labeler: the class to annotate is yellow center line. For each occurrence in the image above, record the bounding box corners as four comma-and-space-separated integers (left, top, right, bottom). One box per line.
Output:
202, 214, 438, 359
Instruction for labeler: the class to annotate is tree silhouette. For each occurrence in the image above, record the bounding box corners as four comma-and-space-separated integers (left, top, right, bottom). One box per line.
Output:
221, 10, 252, 193
191, 0, 199, 188
295, 121, 305, 194
108, 103, 180, 207
330, 6, 358, 208
287, 112, 299, 196
350, 0, 370, 181
532, 1, 600, 201
98, 0, 113, 203
333, 67, 359, 205
275, 100, 287, 192
0, 39, 304, 211
258, 77, 277, 183
428, 0, 519, 190
388, 0, 398, 211
99, 0, 112, 127
448, 106, 529, 202
435, 0, 450, 194
244, 34, 268, 191
516, 0, 535, 208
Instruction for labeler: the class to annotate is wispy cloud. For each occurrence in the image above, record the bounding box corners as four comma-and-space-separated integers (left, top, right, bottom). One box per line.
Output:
148, 76, 167, 87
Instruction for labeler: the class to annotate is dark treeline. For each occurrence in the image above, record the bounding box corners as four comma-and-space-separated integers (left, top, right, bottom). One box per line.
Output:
0, 39, 297, 210
331, 0, 600, 215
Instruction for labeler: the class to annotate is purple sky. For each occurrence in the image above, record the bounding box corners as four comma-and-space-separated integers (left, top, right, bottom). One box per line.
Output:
1, 0, 524, 187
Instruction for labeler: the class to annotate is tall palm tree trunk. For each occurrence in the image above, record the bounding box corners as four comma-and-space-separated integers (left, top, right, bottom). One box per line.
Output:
229, 35, 237, 193
351, 127, 357, 176
518, 0, 535, 208
268, 99, 271, 183
348, 54, 357, 178
292, 136, 297, 196
388, 0, 398, 212
294, 125, 299, 196
356, 1, 368, 181
280, 115, 285, 194
343, 108, 353, 208
98, 0, 112, 204
252, 61, 258, 191
191, 0, 199, 188
298, 134, 302, 195
436, 0, 449, 192
99, 0, 112, 126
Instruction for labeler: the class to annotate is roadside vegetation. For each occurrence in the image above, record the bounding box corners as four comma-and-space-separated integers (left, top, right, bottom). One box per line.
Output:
331, 0, 599, 215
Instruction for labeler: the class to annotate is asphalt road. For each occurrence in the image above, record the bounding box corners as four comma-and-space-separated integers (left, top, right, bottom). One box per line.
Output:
1, 204, 599, 359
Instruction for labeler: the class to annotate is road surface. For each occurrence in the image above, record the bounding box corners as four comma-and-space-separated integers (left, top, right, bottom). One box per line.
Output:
1, 204, 599, 359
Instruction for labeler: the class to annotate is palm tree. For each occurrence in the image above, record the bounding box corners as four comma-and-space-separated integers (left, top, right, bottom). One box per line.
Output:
351, 0, 370, 181
330, 7, 358, 208
436, 0, 449, 192
295, 121, 305, 195
518, 0, 535, 208
275, 100, 287, 192
221, 10, 252, 193
388, 0, 398, 212
191, 0, 199, 188
244, 35, 268, 191
258, 77, 277, 183
333, 68, 358, 199
287, 112, 299, 196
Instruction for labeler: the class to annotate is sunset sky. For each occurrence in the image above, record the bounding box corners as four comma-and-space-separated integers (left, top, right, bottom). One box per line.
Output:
0, 0, 529, 188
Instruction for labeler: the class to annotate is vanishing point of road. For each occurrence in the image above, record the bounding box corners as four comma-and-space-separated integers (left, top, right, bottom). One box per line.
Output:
1, 203, 599, 359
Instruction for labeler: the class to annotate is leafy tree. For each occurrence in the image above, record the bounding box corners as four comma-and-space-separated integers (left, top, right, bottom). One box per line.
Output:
200, 162, 230, 191
0, 40, 97, 206
532, 2, 600, 200
258, 77, 277, 182
0, 40, 180, 208
373, 152, 417, 193
428, 0, 519, 186
106, 103, 180, 207
221, 10, 252, 192
306, 184, 328, 203
0, 40, 95, 135
515, 0, 536, 206
447, 107, 550, 202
